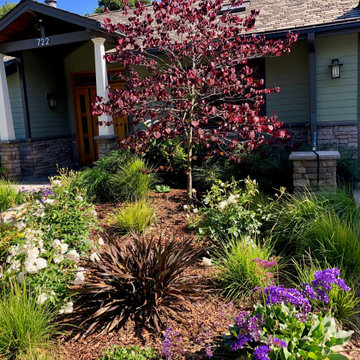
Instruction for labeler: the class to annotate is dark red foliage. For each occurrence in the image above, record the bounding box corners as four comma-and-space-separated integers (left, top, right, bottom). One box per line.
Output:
93, 0, 298, 197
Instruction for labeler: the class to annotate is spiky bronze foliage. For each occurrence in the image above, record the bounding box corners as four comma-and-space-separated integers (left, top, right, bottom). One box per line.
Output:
74, 236, 203, 335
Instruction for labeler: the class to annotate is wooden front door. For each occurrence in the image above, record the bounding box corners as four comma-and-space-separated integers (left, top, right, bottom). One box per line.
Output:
74, 87, 98, 166
74, 84, 129, 166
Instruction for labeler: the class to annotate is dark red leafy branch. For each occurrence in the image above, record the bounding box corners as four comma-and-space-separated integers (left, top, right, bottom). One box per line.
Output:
92, 0, 298, 202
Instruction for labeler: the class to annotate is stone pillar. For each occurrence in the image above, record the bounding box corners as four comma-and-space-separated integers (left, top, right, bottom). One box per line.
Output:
0, 54, 15, 141
0, 141, 21, 179
94, 135, 118, 159
289, 151, 340, 193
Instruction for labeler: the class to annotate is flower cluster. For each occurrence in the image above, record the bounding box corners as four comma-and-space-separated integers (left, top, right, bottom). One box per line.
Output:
226, 268, 353, 360
0, 172, 99, 312
161, 328, 185, 360
265, 286, 311, 313
252, 258, 278, 269
230, 311, 287, 359
300, 268, 350, 304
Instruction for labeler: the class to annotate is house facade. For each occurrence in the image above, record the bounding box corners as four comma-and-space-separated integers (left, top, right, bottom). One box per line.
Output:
0, 0, 360, 177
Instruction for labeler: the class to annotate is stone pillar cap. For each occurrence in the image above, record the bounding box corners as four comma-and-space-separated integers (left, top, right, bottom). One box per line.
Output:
289, 151, 340, 161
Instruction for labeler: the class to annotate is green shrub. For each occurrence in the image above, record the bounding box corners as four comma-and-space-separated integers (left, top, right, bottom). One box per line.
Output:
0, 282, 58, 359
196, 178, 267, 248
0, 172, 98, 309
144, 137, 187, 188
99, 345, 157, 360
0, 179, 23, 212
113, 200, 156, 235
215, 237, 278, 299
293, 256, 360, 325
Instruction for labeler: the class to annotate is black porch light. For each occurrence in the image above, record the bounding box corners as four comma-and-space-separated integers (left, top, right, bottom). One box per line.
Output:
47, 93, 57, 110
329, 58, 343, 79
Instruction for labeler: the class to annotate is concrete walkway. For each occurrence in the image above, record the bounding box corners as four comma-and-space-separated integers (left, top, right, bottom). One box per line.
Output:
15, 174, 52, 192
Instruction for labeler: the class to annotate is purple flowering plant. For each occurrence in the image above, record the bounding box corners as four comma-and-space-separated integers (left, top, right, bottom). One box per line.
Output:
225, 268, 353, 360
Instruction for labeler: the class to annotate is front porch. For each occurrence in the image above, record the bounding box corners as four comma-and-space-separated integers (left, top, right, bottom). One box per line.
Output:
0, 0, 124, 178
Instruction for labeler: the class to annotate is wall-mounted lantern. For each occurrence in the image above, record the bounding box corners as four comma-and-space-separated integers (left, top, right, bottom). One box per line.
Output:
329, 58, 343, 79
47, 93, 57, 110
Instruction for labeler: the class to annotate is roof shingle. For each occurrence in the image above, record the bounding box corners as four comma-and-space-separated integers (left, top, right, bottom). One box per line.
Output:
89, 0, 360, 34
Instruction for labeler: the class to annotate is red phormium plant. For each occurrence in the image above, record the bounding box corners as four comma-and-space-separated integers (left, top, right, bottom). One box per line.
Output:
93, 0, 298, 203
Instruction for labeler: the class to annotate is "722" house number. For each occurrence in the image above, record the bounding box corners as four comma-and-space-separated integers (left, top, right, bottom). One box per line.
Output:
37, 37, 50, 47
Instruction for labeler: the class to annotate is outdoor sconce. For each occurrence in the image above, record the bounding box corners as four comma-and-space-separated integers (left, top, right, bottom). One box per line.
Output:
329, 58, 343, 79
47, 93, 57, 110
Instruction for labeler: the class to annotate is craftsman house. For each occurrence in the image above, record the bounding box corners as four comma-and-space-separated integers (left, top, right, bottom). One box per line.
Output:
0, 0, 360, 177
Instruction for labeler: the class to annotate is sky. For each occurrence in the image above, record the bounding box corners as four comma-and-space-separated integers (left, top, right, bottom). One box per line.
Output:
0, 0, 99, 15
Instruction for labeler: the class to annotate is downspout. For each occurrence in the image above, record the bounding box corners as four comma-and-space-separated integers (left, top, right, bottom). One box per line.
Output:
308, 32, 317, 150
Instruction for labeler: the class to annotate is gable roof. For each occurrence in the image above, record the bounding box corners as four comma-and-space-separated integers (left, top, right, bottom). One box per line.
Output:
90, 0, 360, 35
0, 0, 102, 34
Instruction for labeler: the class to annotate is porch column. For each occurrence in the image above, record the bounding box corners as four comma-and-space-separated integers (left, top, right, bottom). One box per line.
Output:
92, 37, 115, 136
0, 54, 15, 141
92, 38, 118, 159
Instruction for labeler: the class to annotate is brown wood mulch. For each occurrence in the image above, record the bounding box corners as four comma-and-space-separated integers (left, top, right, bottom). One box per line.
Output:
58, 189, 360, 360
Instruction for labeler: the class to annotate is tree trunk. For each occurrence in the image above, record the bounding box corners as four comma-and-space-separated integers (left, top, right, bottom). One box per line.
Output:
186, 127, 193, 205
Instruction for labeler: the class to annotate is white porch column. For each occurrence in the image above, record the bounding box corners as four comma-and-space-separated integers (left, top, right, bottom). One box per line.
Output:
92, 37, 115, 136
0, 54, 15, 141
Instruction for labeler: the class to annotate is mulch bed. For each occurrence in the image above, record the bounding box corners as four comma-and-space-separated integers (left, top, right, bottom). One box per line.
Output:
59, 189, 360, 359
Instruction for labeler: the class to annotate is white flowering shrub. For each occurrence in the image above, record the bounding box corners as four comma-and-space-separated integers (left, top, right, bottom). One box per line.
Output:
0, 171, 99, 312
196, 178, 268, 248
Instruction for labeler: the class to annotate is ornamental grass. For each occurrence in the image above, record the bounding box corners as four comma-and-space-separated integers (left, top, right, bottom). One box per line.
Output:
74, 235, 204, 335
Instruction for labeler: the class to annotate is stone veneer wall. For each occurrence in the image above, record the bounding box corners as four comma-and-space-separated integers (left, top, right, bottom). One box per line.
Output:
285, 123, 358, 152
289, 151, 340, 193
18, 136, 78, 176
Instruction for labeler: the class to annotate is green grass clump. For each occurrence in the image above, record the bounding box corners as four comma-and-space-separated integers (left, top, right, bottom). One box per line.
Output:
215, 237, 277, 299
113, 157, 156, 202
113, 200, 156, 235
268, 189, 360, 280
293, 256, 360, 325
0, 283, 58, 359
99, 345, 157, 360
75, 151, 156, 203
0, 179, 23, 212
300, 212, 360, 277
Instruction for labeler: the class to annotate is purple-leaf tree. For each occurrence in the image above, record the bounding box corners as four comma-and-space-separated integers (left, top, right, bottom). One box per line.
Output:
93, 0, 298, 203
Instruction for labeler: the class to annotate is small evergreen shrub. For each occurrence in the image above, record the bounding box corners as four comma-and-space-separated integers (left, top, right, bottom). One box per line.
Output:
113, 200, 156, 235
0, 282, 58, 360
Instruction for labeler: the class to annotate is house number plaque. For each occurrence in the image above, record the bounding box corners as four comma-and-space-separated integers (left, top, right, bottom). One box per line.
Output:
37, 37, 50, 47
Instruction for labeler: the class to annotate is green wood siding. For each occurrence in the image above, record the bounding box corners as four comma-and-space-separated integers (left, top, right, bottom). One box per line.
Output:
23, 51, 70, 138
265, 40, 310, 124
7, 71, 26, 139
316, 33, 358, 123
